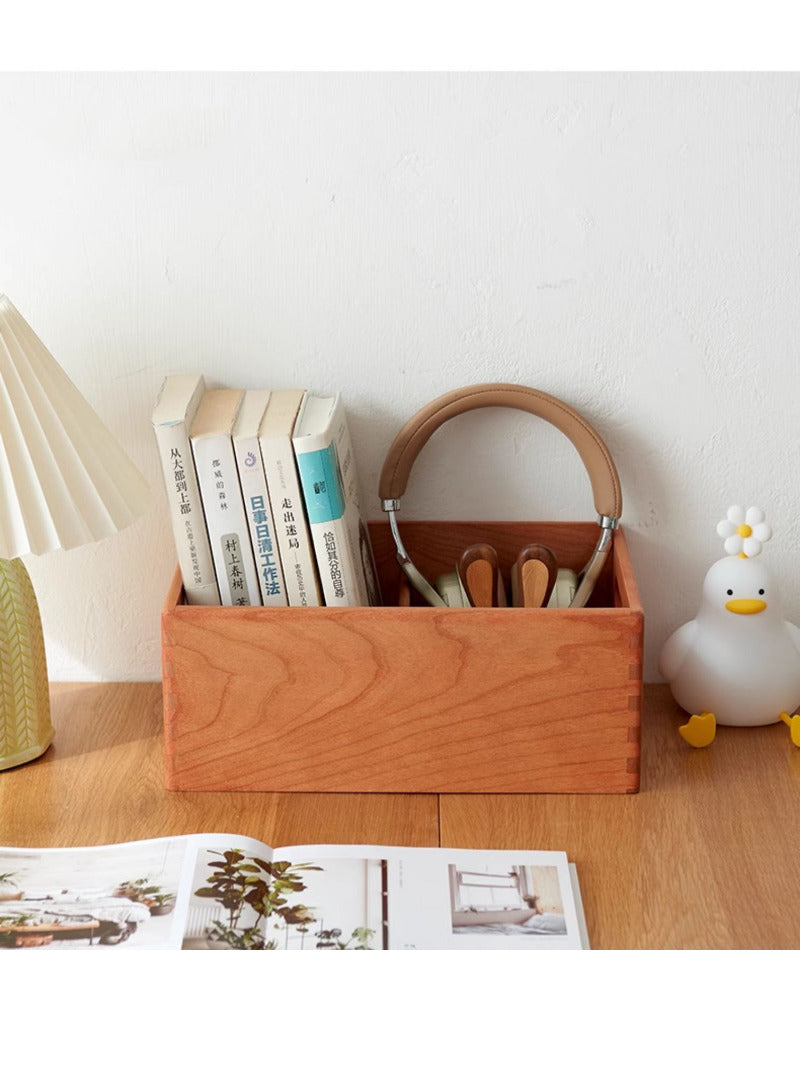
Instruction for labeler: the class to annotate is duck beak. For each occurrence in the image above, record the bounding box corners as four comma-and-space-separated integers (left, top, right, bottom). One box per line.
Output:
726, 598, 766, 615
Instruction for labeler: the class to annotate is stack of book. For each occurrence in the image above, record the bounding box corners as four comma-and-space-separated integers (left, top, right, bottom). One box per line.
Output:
151, 376, 380, 608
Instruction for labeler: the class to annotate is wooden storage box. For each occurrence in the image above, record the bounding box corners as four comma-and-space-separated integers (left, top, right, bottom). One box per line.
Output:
162, 521, 643, 793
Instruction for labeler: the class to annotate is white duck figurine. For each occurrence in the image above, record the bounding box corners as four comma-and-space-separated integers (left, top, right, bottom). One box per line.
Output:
659, 505, 800, 747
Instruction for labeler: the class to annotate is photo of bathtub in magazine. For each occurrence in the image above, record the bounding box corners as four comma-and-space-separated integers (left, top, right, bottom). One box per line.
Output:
0, 836, 588, 950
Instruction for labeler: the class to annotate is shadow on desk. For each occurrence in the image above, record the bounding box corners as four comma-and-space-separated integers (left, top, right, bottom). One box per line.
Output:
33, 682, 163, 765
643, 687, 800, 795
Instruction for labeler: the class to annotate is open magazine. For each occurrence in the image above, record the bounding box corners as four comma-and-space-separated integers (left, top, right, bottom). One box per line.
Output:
0, 836, 589, 950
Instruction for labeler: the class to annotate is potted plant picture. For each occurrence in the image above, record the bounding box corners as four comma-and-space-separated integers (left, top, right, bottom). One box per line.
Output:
194, 849, 323, 950
148, 892, 176, 916
114, 878, 175, 913
0, 873, 22, 902
114, 878, 160, 903
315, 926, 375, 950
273, 904, 318, 949
0, 912, 38, 930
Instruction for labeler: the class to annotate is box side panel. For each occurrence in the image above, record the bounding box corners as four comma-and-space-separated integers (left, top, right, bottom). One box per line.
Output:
163, 568, 185, 612
610, 528, 642, 612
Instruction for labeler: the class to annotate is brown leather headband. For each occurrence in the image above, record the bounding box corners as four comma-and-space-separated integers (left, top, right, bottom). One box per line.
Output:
379, 383, 622, 519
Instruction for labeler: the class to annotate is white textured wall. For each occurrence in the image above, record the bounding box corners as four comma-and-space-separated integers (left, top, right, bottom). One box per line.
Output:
2, 72, 799, 683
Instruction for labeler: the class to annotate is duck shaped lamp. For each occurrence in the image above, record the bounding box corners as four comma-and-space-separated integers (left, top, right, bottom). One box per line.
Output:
659, 506, 800, 748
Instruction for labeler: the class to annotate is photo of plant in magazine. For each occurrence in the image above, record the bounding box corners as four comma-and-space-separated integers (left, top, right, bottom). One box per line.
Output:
183, 847, 386, 950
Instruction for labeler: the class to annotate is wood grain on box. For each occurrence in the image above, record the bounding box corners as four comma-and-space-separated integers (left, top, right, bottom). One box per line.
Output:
162, 522, 643, 793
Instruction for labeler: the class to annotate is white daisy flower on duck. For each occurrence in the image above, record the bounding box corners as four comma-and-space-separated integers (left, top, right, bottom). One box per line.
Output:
716, 504, 772, 560
658, 506, 800, 747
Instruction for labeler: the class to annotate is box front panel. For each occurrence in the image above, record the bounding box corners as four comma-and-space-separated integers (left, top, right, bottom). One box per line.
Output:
163, 601, 641, 793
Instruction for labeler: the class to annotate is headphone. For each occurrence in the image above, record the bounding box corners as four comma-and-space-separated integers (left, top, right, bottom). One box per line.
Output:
379, 383, 622, 608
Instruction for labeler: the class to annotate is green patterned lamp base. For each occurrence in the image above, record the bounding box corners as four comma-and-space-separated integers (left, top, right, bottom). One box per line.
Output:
0, 557, 53, 771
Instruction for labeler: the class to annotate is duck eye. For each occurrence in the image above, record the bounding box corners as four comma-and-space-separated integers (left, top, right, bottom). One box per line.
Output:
726, 589, 733, 596
759, 588, 765, 595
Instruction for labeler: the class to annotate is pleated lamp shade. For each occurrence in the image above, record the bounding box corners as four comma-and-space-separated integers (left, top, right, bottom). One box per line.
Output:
0, 294, 151, 771
0, 294, 151, 559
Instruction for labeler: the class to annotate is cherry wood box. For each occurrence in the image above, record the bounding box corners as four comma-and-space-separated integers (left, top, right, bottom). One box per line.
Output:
162, 521, 643, 793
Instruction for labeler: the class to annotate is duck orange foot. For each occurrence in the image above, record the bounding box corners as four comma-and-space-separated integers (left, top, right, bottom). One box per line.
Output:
679, 711, 716, 748
779, 712, 800, 748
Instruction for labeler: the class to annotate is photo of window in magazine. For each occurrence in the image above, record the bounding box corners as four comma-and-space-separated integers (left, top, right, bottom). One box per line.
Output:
0, 836, 588, 950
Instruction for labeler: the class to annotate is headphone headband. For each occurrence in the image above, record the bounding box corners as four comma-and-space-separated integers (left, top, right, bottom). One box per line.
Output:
379, 383, 622, 520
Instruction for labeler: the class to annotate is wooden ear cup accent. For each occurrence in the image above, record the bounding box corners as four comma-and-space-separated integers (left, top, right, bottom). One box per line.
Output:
456, 544, 506, 608
510, 544, 558, 608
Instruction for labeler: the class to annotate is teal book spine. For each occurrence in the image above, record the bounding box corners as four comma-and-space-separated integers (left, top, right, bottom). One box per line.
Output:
296, 445, 346, 524
293, 394, 376, 607
295, 443, 360, 605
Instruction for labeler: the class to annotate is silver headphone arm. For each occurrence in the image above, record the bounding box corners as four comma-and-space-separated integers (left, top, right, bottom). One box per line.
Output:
387, 508, 448, 608
570, 517, 617, 608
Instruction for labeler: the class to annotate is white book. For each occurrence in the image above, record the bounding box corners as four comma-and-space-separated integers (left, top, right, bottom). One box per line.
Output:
258, 390, 322, 607
190, 389, 261, 607
231, 390, 287, 607
292, 393, 381, 607
151, 374, 220, 606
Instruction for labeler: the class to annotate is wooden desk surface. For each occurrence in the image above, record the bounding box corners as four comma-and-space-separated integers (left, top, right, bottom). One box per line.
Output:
1, 682, 798, 949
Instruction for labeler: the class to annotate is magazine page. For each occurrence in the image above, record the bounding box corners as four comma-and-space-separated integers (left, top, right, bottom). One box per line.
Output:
569, 864, 591, 950
0, 834, 273, 951
268, 844, 584, 950
0, 838, 584, 950
183, 834, 283, 949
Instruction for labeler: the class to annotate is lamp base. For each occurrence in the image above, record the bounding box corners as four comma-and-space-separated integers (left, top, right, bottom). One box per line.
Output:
0, 732, 54, 771
0, 557, 53, 771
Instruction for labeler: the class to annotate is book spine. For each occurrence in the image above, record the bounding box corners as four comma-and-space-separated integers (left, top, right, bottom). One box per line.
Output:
191, 434, 262, 606
294, 437, 369, 607
232, 435, 288, 606
259, 436, 322, 607
152, 420, 220, 606
334, 413, 381, 607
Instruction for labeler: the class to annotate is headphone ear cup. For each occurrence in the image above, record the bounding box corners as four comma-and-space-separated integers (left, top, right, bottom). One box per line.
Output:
434, 543, 508, 607
434, 570, 470, 607
510, 545, 558, 608
549, 567, 579, 608
457, 544, 505, 607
